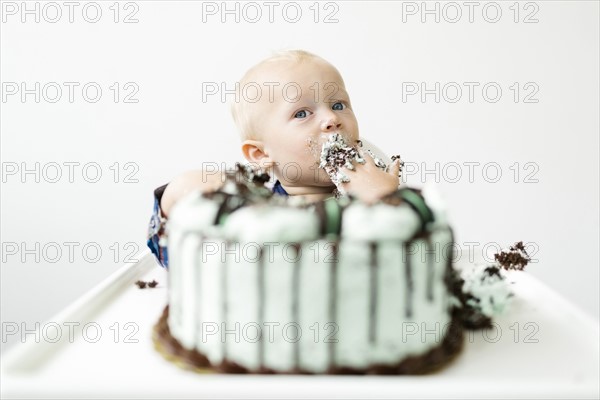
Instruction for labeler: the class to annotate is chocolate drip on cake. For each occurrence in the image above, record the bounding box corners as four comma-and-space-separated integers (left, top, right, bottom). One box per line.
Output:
258, 246, 265, 370
291, 243, 302, 370
444, 228, 455, 312
328, 242, 339, 370
314, 201, 328, 236
321, 198, 343, 237
193, 237, 203, 345
213, 193, 232, 225
369, 242, 378, 344
426, 237, 434, 302
221, 241, 229, 360
404, 242, 414, 318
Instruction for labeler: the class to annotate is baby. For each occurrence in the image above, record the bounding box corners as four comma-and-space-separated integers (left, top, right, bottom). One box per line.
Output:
160, 50, 400, 217
147, 50, 403, 268
159, 50, 402, 217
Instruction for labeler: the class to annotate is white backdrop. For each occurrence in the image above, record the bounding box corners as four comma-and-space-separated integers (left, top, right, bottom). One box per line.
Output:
1, 0, 598, 352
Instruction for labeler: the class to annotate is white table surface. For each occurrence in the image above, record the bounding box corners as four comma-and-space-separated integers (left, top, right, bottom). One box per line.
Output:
2, 251, 599, 399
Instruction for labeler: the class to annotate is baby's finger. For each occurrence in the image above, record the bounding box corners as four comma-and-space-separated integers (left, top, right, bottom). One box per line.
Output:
361, 149, 386, 169
387, 158, 401, 177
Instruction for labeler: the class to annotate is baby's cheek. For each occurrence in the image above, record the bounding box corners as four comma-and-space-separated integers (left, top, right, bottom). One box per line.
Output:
305, 137, 323, 162
347, 129, 359, 144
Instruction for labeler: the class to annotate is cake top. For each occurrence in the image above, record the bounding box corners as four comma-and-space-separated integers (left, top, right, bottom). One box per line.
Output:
211, 163, 273, 201
167, 157, 445, 245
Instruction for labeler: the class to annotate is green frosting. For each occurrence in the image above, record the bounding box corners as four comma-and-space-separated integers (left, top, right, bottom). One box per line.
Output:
323, 197, 342, 236
398, 189, 435, 228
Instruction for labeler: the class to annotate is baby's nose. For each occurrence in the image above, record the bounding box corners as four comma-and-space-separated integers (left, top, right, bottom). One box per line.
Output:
321, 119, 342, 131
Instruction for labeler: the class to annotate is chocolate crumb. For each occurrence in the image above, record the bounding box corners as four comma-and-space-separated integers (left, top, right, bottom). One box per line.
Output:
135, 280, 147, 289
135, 279, 159, 289
494, 241, 531, 271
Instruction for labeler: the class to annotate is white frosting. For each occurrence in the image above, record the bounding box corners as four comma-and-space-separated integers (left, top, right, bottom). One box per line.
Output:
197, 238, 226, 365
298, 240, 333, 372
222, 205, 320, 243
335, 240, 371, 368
168, 191, 221, 233
167, 189, 456, 373
342, 202, 421, 241
262, 245, 296, 370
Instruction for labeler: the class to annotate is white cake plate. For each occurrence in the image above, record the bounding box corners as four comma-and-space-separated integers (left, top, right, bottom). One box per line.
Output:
2, 251, 598, 399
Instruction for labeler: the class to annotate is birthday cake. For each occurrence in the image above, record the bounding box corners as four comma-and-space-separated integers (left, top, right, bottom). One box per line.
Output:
150, 138, 527, 374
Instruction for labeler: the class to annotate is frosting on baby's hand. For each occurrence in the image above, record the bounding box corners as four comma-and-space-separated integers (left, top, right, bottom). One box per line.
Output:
319, 134, 403, 199
319, 133, 365, 190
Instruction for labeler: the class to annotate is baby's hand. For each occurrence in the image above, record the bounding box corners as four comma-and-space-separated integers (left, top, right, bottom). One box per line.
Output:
340, 153, 401, 204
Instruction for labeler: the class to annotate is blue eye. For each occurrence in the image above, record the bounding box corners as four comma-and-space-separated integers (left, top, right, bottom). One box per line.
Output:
294, 110, 309, 119
332, 102, 345, 111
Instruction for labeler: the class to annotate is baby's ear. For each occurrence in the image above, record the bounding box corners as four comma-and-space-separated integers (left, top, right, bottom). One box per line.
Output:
241, 139, 274, 169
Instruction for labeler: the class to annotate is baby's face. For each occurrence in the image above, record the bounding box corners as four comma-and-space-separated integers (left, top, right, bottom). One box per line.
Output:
252, 59, 359, 189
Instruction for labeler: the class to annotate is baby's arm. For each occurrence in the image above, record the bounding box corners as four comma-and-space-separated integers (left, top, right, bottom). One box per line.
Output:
340, 156, 401, 204
161, 170, 225, 217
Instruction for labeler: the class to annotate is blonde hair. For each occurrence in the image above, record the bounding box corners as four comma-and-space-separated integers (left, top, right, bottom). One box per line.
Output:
230, 49, 328, 141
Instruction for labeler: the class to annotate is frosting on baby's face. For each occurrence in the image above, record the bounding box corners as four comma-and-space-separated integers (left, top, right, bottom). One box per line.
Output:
244, 58, 360, 197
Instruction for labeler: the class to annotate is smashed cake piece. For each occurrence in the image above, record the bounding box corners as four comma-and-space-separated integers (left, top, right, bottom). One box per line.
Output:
452, 241, 531, 329
456, 264, 513, 328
